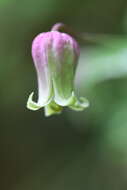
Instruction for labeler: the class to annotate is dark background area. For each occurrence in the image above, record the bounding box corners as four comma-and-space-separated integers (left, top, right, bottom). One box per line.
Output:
1, 0, 127, 189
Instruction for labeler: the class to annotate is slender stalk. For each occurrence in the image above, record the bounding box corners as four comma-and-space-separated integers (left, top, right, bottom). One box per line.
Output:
51, 23, 124, 46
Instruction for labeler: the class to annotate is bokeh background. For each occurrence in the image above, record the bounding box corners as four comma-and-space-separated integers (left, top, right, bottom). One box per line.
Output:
1, 0, 127, 189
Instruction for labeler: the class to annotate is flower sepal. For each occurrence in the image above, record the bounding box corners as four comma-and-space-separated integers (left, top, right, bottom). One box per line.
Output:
44, 101, 63, 116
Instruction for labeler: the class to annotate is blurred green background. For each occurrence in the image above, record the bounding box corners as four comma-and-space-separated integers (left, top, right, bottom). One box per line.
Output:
1, 0, 127, 189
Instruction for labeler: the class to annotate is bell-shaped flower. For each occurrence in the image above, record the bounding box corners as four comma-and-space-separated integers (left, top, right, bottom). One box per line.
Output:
27, 29, 89, 116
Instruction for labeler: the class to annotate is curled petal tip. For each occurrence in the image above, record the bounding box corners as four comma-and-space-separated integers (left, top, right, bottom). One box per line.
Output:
27, 92, 43, 111
68, 92, 89, 111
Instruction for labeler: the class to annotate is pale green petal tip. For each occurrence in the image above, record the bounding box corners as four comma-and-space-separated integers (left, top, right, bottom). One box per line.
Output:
69, 92, 89, 111
27, 92, 43, 111
27, 91, 89, 116
44, 101, 63, 117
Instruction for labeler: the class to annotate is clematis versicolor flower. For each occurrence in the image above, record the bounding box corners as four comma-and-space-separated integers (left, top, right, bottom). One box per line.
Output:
27, 24, 89, 116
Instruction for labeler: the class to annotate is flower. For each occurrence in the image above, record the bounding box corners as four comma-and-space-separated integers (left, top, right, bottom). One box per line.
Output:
27, 26, 89, 116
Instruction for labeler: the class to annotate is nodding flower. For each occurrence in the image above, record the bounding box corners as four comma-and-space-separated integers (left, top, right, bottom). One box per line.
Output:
27, 24, 89, 116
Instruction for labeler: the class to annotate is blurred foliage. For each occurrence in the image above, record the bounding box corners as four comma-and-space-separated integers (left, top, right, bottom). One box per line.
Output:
1, 0, 127, 190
